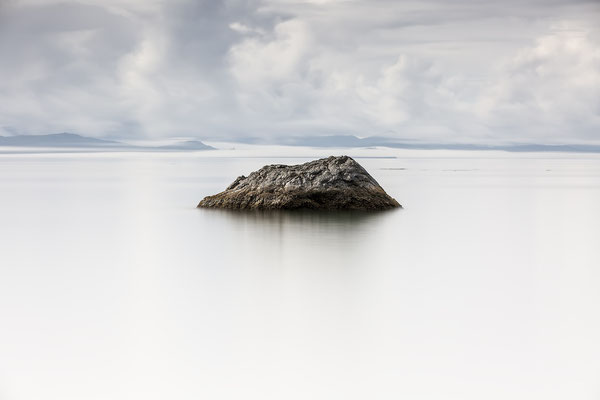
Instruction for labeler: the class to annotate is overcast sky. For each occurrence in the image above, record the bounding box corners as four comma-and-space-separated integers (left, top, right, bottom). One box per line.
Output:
0, 0, 598, 144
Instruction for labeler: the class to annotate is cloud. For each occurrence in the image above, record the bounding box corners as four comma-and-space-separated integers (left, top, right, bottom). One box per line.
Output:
476, 29, 600, 143
0, 1, 143, 135
0, 0, 598, 143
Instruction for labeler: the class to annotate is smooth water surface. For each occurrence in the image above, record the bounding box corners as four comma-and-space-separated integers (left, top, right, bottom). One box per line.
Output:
1, 149, 599, 399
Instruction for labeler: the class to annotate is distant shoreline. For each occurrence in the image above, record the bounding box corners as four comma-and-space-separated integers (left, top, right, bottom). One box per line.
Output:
2, 133, 600, 154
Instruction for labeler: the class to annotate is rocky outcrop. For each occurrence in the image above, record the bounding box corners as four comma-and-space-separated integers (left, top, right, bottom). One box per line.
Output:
197, 156, 401, 210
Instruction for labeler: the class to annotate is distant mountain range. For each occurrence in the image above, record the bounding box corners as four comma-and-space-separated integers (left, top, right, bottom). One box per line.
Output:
2, 133, 599, 153
0, 133, 215, 151
0, 133, 121, 147
158, 140, 216, 150
242, 135, 600, 153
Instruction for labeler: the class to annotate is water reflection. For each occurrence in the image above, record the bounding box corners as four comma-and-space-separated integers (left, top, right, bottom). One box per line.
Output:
197, 208, 399, 241
195, 208, 402, 269
198, 208, 396, 225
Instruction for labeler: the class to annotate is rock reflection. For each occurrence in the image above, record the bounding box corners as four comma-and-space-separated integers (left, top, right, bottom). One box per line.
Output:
198, 208, 396, 232
197, 208, 401, 253
196, 208, 401, 271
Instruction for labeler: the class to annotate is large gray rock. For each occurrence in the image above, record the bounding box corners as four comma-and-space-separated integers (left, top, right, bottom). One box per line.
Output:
197, 156, 401, 210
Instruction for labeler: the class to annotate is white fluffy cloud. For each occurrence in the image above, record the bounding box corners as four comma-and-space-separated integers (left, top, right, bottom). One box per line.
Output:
477, 29, 600, 143
0, 0, 598, 143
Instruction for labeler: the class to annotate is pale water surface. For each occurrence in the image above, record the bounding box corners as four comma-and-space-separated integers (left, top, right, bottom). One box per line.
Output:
1, 148, 599, 399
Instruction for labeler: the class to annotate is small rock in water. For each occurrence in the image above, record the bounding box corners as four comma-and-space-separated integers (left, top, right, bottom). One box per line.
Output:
197, 156, 401, 210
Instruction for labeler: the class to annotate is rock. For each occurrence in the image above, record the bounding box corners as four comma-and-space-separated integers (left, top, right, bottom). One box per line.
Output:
197, 156, 401, 210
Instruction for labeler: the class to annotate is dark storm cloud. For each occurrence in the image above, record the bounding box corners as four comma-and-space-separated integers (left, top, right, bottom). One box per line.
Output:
0, 0, 598, 143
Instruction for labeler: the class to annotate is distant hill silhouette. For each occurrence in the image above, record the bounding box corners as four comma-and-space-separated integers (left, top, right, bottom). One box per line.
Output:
0, 133, 122, 147
157, 140, 215, 150
3, 133, 599, 153
0, 133, 215, 151
272, 135, 600, 153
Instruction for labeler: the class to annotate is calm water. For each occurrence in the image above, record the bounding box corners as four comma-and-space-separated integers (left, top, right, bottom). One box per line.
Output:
1, 149, 599, 399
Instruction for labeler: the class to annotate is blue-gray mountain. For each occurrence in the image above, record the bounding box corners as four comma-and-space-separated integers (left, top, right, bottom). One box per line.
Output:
0, 133, 214, 150
237, 135, 600, 153
0, 133, 120, 147
4, 133, 599, 153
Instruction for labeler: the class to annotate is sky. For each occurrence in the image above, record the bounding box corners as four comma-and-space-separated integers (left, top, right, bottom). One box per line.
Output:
0, 0, 598, 144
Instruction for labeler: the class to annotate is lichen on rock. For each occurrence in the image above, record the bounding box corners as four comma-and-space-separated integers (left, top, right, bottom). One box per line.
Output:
197, 156, 401, 210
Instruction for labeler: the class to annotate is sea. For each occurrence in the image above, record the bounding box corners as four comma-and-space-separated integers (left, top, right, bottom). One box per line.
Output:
1, 146, 599, 400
